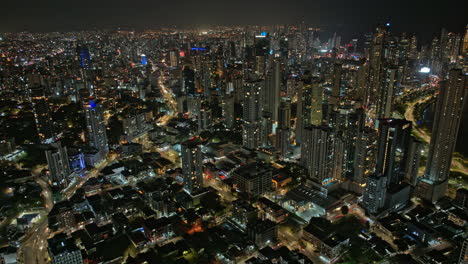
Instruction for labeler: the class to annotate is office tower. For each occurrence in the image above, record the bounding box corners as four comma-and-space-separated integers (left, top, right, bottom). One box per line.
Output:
232, 162, 272, 196
419, 69, 467, 203
181, 139, 203, 194
182, 66, 196, 95
45, 141, 72, 187
362, 174, 388, 214
353, 127, 377, 184
301, 126, 343, 185
376, 119, 412, 186
30, 87, 55, 142
376, 66, 398, 119
84, 99, 109, 155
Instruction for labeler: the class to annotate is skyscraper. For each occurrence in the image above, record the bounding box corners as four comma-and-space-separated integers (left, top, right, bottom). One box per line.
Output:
353, 127, 377, 184
182, 66, 196, 96
242, 80, 262, 149
301, 126, 343, 185
404, 138, 422, 186
277, 101, 291, 129
376, 66, 398, 119
84, 98, 109, 155
275, 101, 291, 157
30, 87, 55, 143
367, 25, 387, 108
181, 139, 203, 194
296, 75, 322, 144
330, 63, 342, 106
45, 141, 72, 188
265, 60, 281, 123
375, 119, 412, 186
221, 95, 235, 128
419, 69, 467, 203
363, 173, 388, 214
459, 238, 468, 264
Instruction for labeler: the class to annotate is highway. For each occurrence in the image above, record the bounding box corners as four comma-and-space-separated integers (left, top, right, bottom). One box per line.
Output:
18, 177, 53, 264
19, 153, 117, 264
403, 92, 468, 180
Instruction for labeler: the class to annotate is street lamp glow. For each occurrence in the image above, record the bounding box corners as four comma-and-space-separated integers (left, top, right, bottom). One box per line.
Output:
419, 67, 431, 73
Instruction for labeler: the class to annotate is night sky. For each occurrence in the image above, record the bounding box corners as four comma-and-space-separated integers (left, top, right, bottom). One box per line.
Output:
2, 0, 467, 41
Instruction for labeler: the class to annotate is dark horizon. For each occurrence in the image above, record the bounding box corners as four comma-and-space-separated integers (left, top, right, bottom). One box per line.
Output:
2, 0, 467, 42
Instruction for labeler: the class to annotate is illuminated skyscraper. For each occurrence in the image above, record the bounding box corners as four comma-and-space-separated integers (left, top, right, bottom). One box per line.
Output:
367, 25, 387, 108
181, 139, 203, 194
419, 69, 467, 203
242, 80, 262, 149
296, 74, 322, 144
221, 95, 235, 128
330, 63, 342, 103
84, 99, 108, 155
140, 54, 147, 65
30, 87, 55, 143
45, 141, 72, 188
182, 66, 196, 95
353, 127, 377, 184
375, 118, 412, 186
301, 126, 343, 185
463, 25, 468, 55
363, 173, 387, 214
265, 60, 281, 123
376, 66, 398, 119
277, 100, 291, 129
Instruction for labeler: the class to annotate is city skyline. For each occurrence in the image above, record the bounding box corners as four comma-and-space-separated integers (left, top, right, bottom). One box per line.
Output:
0, 9, 467, 264
1, 0, 467, 41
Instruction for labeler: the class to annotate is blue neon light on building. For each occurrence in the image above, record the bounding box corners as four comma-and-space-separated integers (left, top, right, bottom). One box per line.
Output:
141, 54, 147, 65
